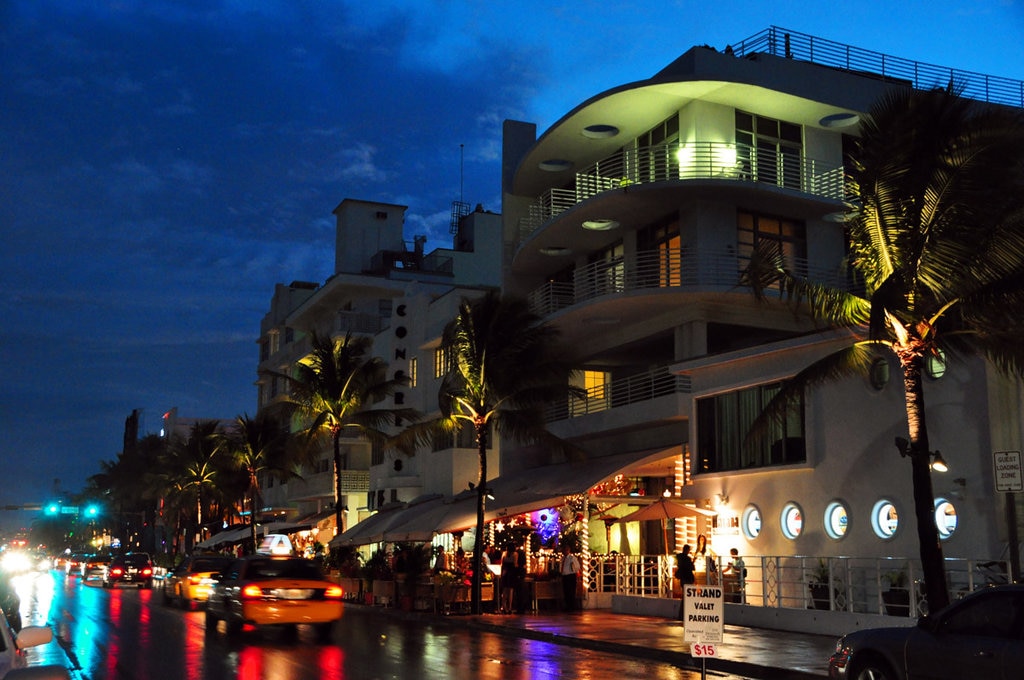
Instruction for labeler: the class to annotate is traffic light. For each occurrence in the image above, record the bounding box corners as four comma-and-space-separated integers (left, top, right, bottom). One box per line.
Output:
84, 505, 99, 518
45, 503, 59, 516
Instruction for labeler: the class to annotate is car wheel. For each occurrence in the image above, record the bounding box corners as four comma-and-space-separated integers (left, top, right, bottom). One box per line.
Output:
849, 653, 898, 680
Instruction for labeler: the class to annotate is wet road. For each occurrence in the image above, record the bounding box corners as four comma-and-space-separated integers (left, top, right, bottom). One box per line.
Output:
12, 569, 738, 680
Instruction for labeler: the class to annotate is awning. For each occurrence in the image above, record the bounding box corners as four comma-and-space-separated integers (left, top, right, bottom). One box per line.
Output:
382, 492, 478, 542
328, 503, 407, 547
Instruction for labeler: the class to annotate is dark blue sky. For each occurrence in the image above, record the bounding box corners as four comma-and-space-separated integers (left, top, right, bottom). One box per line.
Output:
2, 1, 1023, 534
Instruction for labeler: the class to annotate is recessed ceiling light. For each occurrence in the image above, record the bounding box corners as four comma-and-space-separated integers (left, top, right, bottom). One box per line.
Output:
819, 113, 860, 128
582, 219, 620, 231
539, 246, 572, 256
538, 159, 573, 172
581, 124, 620, 139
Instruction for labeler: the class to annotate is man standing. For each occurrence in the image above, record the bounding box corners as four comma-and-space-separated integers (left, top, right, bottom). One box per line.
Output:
560, 545, 582, 612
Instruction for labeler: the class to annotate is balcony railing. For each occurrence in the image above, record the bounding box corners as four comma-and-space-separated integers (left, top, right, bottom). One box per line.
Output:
519, 141, 844, 241
733, 26, 1024, 110
527, 247, 854, 317
545, 366, 691, 422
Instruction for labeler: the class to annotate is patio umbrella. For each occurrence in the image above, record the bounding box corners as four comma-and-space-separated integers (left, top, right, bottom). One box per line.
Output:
617, 498, 716, 553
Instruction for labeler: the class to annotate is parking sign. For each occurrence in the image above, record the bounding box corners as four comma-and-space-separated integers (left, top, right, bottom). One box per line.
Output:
683, 585, 724, 644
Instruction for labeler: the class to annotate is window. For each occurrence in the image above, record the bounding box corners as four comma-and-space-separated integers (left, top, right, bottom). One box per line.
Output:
409, 356, 418, 388
871, 499, 900, 539
434, 346, 450, 378
926, 350, 947, 379
736, 111, 803, 190
935, 497, 958, 540
637, 214, 681, 288
737, 210, 807, 281
580, 240, 624, 298
635, 114, 680, 183
696, 381, 805, 472
780, 502, 804, 539
570, 370, 610, 415
824, 501, 849, 539
741, 505, 762, 539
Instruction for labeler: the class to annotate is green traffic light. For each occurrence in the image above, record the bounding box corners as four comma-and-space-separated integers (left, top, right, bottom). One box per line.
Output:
45, 503, 59, 515
85, 505, 99, 517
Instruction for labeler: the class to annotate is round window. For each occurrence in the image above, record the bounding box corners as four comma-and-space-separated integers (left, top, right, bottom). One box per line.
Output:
741, 505, 762, 539
824, 501, 849, 539
871, 500, 899, 539
935, 497, 958, 540
926, 350, 947, 379
780, 502, 804, 539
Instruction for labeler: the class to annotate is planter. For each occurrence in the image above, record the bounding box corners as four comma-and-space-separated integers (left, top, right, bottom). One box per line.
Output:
882, 588, 910, 616
809, 583, 831, 610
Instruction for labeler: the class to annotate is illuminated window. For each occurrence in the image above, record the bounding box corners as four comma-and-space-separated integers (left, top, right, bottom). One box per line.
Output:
736, 111, 803, 190
871, 500, 900, 539
737, 211, 807, 287
824, 501, 849, 539
638, 214, 681, 288
935, 497, 958, 540
741, 505, 762, 539
408, 357, 417, 388
433, 347, 450, 378
780, 502, 803, 539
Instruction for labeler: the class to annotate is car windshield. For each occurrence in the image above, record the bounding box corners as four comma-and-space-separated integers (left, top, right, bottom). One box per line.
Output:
247, 559, 322, 581
124, 555, 150, 567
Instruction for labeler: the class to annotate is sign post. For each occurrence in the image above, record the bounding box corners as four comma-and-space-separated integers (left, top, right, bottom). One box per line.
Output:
683, 584, 725, 680
993, 451, 1023, 582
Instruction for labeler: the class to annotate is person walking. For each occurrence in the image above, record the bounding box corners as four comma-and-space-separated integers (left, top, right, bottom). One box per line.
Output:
499, 544, 519, 614
676, 544, 695, 620
560, 546, 582, 612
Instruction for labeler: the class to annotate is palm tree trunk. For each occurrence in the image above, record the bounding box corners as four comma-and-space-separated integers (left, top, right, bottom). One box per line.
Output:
903, 359, 950, 612
333, 431, 344, 540
471, 421, 487, 614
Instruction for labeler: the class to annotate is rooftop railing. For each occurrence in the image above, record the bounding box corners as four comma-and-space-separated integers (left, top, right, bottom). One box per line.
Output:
518, 141, 843, 242
733, 26, 1024, 109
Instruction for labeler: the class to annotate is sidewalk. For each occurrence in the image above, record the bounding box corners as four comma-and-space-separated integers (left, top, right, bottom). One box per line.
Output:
355, 604, 835, 679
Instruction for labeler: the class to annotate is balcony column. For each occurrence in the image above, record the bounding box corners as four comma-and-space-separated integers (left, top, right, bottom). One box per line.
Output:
674, 321, 707, 361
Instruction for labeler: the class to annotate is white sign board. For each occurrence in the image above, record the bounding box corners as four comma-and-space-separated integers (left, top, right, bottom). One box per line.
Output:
993, 451, 1024, 493
683, 585, 724, 645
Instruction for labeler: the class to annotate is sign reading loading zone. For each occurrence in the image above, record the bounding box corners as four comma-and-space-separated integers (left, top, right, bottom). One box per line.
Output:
683, 585, 724, 644
993, 451, 1024, 493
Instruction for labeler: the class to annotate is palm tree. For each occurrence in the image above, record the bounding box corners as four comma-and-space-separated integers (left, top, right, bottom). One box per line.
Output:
282, 330, 418, 538
439, 291, 584, 613
216, 413, 292, 553
744, 87, 1024, 612
156, 421, 228, 552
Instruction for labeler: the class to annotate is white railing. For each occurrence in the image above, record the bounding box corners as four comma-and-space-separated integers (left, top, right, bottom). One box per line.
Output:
519, 141, 844, 241
526, 247, 855, 318
545, 366, 691, 421
583, 553, 1011, 618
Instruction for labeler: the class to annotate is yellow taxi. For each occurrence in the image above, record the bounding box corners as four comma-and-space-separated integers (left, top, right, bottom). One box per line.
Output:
161, 554, 234, 610
204, 554, 343, 638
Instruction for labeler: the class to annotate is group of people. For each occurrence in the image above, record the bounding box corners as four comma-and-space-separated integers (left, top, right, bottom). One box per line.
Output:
497, 543, 582, 614
675, 543, 746, 618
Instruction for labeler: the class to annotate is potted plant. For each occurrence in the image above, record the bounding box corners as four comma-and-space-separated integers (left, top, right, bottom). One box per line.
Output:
882, 569, 910, 616
394, 543, 433, 610
808, 560, 832, 610
363, 549, 393, 606
330, 546, 364, 601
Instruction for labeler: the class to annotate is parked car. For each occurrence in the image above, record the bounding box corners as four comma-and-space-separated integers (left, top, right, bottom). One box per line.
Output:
162, 554, 234, 610
79, 555, 109, 581
102, 553, 153, 589
0, 602, 54, 679
204, 555, 343, 638
0, 575, 19, 632
828, 584, 1024, 680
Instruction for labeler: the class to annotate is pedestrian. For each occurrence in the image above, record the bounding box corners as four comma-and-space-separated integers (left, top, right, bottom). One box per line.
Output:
560, 545, 582, 612
676, 544, 695, 620
499, 544, 519, 614
724, 548, 746, 602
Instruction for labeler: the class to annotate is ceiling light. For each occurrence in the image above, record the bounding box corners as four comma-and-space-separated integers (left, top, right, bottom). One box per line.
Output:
582, 219, 620, 231
581, 124, 620, 139
819, 112, 860, 128
538, 159, 573, 172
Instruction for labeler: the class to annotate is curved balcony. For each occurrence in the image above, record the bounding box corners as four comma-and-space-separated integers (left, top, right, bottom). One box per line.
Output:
526, 247, 853, 318
517, 141, 844, 243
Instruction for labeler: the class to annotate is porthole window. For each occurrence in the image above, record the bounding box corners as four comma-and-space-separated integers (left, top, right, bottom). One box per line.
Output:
935, 497, 958, 540
741, 505, 762, 539
871, 499, 900, 539
780, 502, 804, 539
926, 350, 947, 379
868, 358, 890, 390
824, 501, 849, 539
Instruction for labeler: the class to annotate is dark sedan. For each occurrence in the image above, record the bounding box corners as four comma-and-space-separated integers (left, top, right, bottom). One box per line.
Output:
828, 584, 1024, 680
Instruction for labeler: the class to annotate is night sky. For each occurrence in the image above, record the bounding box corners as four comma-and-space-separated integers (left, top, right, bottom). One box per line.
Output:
3, 1, 1023, 534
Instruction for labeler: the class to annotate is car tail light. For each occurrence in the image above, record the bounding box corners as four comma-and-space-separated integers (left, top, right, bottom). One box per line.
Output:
324, 585, 343, 599
142, 567, 153, 576
241, 585, 264, 599
111, 567, 124, 577
188, 575, 202, 585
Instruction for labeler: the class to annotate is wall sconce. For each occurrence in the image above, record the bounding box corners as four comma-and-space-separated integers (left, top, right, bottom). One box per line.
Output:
716, 493, 729, 507
930, 451, 949, 473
